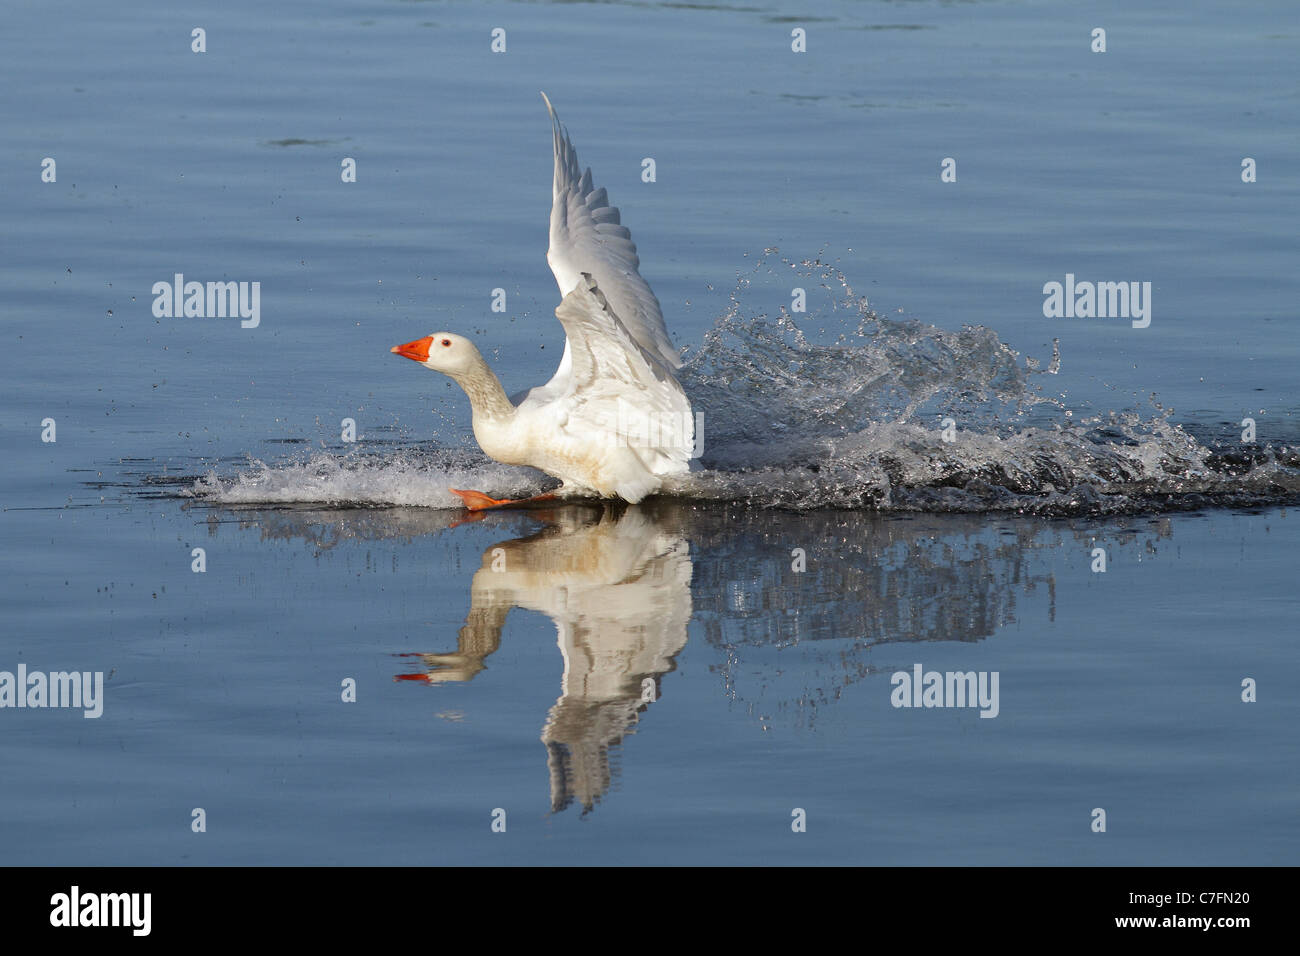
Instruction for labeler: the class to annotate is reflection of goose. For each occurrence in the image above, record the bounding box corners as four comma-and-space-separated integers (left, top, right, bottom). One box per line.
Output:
400, 505, 691, 812
391, 94, 693, 511
204, 498, 1125, 740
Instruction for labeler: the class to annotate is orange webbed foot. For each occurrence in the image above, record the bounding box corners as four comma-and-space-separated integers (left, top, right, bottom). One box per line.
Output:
448, 488, 560, 512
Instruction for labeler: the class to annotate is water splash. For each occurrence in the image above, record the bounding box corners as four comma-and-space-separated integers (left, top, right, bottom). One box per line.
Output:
190, 447, 544, 510
189, 251, 1300, 515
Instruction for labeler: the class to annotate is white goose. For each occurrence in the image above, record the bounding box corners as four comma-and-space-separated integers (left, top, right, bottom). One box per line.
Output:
392, 94, 694, 511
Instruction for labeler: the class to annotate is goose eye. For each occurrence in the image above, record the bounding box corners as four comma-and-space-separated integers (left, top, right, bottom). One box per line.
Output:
441, 338, 452, 347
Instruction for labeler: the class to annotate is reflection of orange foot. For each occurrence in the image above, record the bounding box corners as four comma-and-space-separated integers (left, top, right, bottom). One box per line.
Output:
448, 488, 559, 512
448, 510, 491, 529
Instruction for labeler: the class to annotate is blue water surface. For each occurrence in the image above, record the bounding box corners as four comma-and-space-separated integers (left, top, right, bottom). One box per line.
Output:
1, 0, 1297, 865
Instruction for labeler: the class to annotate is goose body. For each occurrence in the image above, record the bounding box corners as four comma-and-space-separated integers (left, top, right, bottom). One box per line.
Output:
392, 95, 693, 508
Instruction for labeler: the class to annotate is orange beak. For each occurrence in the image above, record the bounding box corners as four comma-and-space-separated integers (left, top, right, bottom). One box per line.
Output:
391, 336, 434, 362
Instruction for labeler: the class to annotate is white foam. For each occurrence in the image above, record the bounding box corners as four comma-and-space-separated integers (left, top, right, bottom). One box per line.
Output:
191, 450, 547, 509
186, 252, 1300, 516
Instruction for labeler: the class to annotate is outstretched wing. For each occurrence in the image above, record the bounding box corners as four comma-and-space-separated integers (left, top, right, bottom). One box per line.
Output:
552, 273, 693, 472
542, 93, 682, 376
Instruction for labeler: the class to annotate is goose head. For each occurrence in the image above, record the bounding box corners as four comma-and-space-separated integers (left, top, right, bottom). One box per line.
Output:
390, 332, 482, 375
391, 332, 515, 422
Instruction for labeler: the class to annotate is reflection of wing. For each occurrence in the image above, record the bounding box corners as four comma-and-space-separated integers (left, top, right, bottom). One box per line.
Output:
543, 93, 681, 379
523, 508, 691, 695
552, 275, 694, 475
520, 508, 691, 813
410, 505, 692, 813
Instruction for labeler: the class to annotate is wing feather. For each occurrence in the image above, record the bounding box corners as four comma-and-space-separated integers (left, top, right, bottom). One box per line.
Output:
552, 274, 694, 471
542, 93, 682, 374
